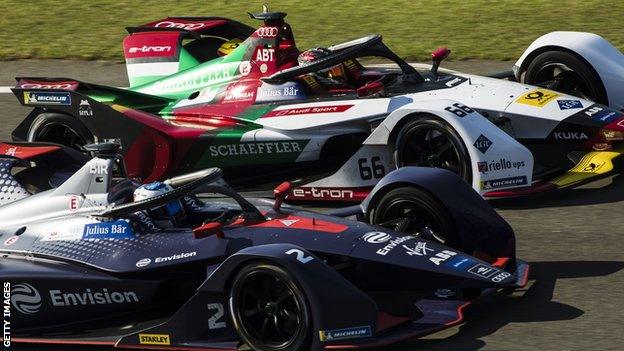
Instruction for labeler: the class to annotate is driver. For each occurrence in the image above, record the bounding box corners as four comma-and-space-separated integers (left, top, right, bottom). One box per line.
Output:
133, 182, 187, 229
297, 48, 353, 90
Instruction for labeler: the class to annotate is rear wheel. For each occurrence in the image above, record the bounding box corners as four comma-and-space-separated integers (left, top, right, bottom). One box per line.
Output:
394, 117, 472, 184
523, 50, 608, 104
228, 264, 311, 351
369, 187, 461, 249
27, 113, 93, 151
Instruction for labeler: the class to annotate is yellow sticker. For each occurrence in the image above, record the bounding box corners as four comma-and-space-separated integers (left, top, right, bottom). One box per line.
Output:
139, 334, 171, 345
516, 89, 561, 107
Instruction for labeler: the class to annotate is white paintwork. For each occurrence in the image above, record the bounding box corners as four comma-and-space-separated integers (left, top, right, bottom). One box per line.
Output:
515, 31, 624, 111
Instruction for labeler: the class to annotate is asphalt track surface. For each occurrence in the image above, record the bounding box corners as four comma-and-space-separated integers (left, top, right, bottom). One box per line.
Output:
2, 60, 623, 351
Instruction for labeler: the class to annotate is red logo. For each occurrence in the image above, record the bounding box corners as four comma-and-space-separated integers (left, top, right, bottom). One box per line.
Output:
264, 105, 354, 118
4, 236, 18, 246
255, 27, 278, 38
69, 195, 80, 212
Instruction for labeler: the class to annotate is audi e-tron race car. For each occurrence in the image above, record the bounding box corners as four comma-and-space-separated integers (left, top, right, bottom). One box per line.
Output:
10, 8, 624, 202
1, 143, 528, 351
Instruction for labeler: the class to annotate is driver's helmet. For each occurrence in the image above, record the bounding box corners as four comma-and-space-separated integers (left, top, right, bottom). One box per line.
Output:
133, 182, 186, 225
297, 47, 348, 85
218, 38, 243, 57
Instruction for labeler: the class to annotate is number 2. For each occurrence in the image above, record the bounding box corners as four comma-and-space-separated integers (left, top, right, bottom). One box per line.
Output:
208, 303, 226, 329
285, 249, 314, 264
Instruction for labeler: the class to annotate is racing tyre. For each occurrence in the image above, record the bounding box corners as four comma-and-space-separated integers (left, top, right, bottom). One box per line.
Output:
228, 263, 311, 351
523, 50, 608, 104
395, 117, 472, 183
369, 186, 461, 249
27, 113, 93, 151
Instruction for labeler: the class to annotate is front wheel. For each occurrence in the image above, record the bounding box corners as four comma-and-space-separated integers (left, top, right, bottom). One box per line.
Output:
228, 263, 311, 351
27, 113, 93, 151
394, 117, 472, 184
368, 186, 461, 250
522, 50, 608, 104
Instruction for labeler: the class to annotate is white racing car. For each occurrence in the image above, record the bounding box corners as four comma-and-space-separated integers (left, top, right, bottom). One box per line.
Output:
10, 10, 624, 203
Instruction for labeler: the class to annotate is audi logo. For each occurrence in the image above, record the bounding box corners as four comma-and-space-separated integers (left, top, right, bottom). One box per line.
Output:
155, 21, 205, 30
255, 27, 278, 38
19, 83, 74, 89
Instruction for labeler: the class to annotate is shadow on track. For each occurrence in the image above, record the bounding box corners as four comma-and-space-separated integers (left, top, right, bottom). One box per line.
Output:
394, 260, 624, 351
490, 173, 624, 210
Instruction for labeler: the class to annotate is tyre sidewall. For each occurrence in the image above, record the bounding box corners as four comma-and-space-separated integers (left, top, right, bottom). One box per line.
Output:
27, 113, 93, 146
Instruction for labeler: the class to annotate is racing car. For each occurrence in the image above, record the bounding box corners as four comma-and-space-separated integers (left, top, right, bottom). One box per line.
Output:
1, 143, 528, 351
10, 8, 624, 201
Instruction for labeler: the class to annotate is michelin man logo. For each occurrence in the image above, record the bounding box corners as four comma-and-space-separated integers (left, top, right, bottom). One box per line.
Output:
11, 283, 42, 314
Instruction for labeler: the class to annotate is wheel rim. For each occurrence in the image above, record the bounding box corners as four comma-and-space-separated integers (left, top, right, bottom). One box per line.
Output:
376, 198, 448, 244
533, 63, 594, 101
233, 271, 306, 350
34, 124, 87, 150
399, 125, 465, 177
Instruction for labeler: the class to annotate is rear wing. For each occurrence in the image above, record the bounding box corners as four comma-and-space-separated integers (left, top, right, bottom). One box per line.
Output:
10, 81, 200, 182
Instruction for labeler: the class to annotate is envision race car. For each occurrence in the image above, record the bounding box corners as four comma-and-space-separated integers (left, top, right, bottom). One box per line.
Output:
1, 143, 528, 351
10, 9, 624, 201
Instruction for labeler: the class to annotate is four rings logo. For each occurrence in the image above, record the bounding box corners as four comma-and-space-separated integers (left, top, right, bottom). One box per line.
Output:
255, 27, 278, 38
11, 283, 42, 314
362, 231, 392, 244
154, 21, 205, 30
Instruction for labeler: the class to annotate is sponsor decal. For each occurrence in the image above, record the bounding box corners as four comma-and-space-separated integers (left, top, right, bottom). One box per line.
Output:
362, 231, 392, 244
319, 326, 372, 342
445, 256, 476, 270
152, 69, 232, 92
515, 89, 560, 107
257, 83, 303, 102
255, 48, 275, 62
128, 45, 172, 54
139, 334, 171, 346
429, 250, 458, 265
402, 241, 434, 256
557, 99, 583, 110
11, 283, 41, 314
477, 158, 526, 174
375, 236, 414, 256
260, 63, 268, 73
18, 81, 78, 90
137, 252, 197, 268
223, 90, 255, 103
83, 220, 134, 240
468, 264, 499, 279
553, 131, 588, 140
209, 141, 305, 157
264, 104, 355, 117
3, 236, 18, 247
23, 91, 71, 105
492, 271, 512, 283
473, 134, 492, 154
445, 77, 464, 87
278, 219, 300, 227
135, 258, 152, 268
255, 26, 278, 38
78, 99, 93, 116
289, 186, 371, 201
239, 61, 251, 76
5, 147, 17, 156
134, 211, 161, 232
154, 21, 205, 30
584, 106, 620, 123
481, 176, 528, 190
49, 288, 139, 307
